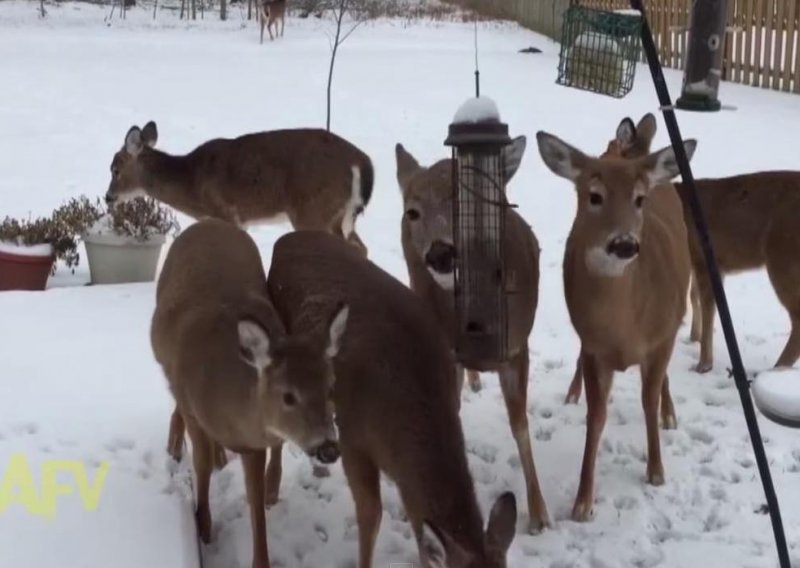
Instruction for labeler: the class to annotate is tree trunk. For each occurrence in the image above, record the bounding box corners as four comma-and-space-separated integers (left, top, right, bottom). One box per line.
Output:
220, 0, 227, 20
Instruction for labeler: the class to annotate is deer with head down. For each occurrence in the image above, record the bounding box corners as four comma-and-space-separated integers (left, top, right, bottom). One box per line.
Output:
151, 218, 346, 568
578, 112, 800, 376
265, 230, 519, 567
394, 137, 550, 533
536, 126, 695, 521
106, 121, 373, 256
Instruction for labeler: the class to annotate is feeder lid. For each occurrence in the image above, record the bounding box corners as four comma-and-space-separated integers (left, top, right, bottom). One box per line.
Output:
445, 96, 511, 147
751, 367, 800, 428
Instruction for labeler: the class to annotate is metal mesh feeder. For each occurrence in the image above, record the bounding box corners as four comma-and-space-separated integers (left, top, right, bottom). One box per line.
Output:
444, 97, 514, 363
556, 4, 643, 98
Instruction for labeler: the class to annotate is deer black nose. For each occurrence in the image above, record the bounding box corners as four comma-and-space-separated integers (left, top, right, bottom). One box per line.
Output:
105, 192, 117, 206
313, 440, 340, 464
425, 241, 455, 274
606, 236, 640, 259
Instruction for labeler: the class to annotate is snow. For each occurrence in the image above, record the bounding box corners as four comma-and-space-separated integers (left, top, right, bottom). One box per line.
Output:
452, 95, 502, 124
2, 2, 800, 567
0, 241, 53, 256
752, 368, 800, 425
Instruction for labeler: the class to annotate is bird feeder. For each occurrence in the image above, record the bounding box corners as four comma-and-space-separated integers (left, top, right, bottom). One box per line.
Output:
444, 96, 512, 363
556, 4, 643, 98
675, 0, 728, 112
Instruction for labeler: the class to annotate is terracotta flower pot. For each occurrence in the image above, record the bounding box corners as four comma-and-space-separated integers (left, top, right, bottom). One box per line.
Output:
0, 248, 55, 291
83, 232, 166, 285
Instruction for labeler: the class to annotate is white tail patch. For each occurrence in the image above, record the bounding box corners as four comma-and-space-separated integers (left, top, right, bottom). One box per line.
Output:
340, 165, 363, 239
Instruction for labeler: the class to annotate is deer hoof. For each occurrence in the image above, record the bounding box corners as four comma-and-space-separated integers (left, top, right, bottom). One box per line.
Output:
647, 466, 665, 486
661, 414, 678, 430
196, 505, 212, 543
564, 391, 580, 405
571, 500, 593, 523
527, 515, 551, 534
694, 362, 713, 374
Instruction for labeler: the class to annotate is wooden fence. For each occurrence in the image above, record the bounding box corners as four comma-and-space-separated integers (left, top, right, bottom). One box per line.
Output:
448, 0, 800, 93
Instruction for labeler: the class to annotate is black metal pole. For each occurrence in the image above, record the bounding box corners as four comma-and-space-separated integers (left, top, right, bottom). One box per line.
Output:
629, 1, 790, 566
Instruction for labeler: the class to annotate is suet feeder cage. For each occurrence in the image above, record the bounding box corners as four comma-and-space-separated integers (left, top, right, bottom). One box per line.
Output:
444, 97, 513, 363
556, 4, 643, 98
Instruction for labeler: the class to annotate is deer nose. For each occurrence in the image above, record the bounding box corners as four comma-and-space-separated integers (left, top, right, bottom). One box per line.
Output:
313, 440, 340, 464
425, 241, 455, 274
606, 235, 640, 259
105, 192, 117, 206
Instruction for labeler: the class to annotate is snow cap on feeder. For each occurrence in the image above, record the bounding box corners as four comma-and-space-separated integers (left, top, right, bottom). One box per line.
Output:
444, 95, 513, 364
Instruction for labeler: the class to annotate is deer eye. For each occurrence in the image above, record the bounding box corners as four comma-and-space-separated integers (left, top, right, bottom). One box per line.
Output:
634, 195, 645, 209
589, 192, 604, 206
405, 208, 420, 221
283, 392, 297, 407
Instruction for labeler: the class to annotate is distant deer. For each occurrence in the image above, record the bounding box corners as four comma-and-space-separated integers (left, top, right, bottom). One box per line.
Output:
536, 128, 695, 522
265, 230, 518, 567
394, 138, 550, 533
106, 121, 373, 256
151, 219, 346, 568
259, 0, 286, 43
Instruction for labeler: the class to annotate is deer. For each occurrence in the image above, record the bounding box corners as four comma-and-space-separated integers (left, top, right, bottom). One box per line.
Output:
259, 0, 286, 43
535, 127, 696, 522
105, 121, 373, 257
151, 218, 347, 568
264, 229, 519, 567
394, 137, 550, 534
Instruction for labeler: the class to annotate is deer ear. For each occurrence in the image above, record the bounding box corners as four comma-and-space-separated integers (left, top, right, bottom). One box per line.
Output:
141, 121, 158, 148
615, 117, 636, 148
238, 319, 272, 371
485, 491, 517, 554
125, 126, 144, 156
325, 302, 349, 359
395, 143, 421, 192
641, 139, 697, 188
536, 131, 587, 182
503, 135, 526, 183
636, 112, 658, 147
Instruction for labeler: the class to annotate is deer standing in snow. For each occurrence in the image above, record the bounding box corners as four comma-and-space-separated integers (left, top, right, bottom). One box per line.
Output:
394, 137, 550, 533
152, 219, 346, 568
106, 121, 373, 256
536, 126, 695, 521
264, 230, 519, 567
259, 0, 286, 43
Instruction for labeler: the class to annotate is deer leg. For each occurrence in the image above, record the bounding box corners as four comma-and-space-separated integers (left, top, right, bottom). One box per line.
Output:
342, 448, 382, 568
269, 19, 275, 40
572, 352, 613, 522
264, 443, 283, 508
660, 373, 678, 430
564, 353, 583, 404
167, 405, 185, 462
184, 417, 214, 543
212, 441, 228, 470
641, 338, 677, 486
241, 450, 270, 568
775, 316, 800, 368
766, 255, 800, 368
695, 272, 717, 373
499, 349, 550, 532
280, 15, 284, 36
689, 274, 702, 343
260, 17, 265, 44
466, 368, 482, 392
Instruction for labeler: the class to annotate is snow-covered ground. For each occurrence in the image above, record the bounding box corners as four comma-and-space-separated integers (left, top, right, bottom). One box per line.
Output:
2, 2, 800, 566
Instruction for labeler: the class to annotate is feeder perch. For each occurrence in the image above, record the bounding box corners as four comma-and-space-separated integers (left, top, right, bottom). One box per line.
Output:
675, 0, 728, 112
444, 96, 513, 363
556, 4, 643, 98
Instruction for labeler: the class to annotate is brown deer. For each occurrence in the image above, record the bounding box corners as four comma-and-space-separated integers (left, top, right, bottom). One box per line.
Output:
259, 0, 286, 43
536, 128, 695, 522
151, 218, 346, 568
264, 229, 518, 567
394, 138, 550, 533
105, 121, 373, 256
580, 113, 800, 375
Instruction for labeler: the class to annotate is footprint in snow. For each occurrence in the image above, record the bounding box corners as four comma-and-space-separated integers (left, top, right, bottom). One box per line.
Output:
11, 422, 38, 436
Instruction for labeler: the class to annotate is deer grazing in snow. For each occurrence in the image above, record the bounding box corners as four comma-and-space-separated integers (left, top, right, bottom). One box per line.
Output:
106, 121, 373, 256
536, 126, 695, 522
151, 219, 346, 568
395, 138, 551, 533
259, 0, 286, 43
265, 230, 518, 568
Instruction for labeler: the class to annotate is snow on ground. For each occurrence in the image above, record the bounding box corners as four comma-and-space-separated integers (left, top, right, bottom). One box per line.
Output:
2, 1, 800, 567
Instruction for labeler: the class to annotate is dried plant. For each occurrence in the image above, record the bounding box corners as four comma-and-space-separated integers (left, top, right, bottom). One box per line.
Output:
105, 197, 181, 241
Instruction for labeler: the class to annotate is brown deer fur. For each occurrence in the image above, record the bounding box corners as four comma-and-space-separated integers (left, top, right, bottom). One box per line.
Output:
265, 230, 518, 568
394, 138, 550, 533
260, 0, 286, 43
151, 219, 346, 568
536, 128, 695, 522
106, 121, 373, 256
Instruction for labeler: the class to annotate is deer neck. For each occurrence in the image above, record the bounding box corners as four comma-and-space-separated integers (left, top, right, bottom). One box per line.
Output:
138, 149, 203, 218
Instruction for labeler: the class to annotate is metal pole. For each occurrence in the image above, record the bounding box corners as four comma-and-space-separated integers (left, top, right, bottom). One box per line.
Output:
629, 1, 790, 566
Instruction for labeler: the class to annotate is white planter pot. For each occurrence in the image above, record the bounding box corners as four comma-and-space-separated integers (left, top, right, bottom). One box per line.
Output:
83, 232, 166, 285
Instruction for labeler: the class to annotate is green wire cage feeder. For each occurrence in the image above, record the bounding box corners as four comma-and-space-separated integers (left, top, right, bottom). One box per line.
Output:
556, 4, 643, 98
